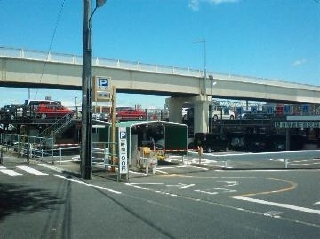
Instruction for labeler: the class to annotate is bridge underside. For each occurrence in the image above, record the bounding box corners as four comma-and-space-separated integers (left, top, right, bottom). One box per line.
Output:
0, 80, 314, 105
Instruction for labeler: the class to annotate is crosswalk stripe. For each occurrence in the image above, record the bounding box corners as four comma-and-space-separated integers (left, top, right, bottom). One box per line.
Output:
16, 165, 49, 176
0, 168, 23, 176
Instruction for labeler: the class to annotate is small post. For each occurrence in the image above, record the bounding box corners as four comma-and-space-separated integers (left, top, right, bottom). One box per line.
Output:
59, 148, 62, 165
0, 147, 3, 165
27, 144, 30, 165
197, 146, 203, 164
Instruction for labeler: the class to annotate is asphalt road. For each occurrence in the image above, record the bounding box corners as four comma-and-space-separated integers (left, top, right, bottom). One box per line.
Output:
0, 159, 319, 239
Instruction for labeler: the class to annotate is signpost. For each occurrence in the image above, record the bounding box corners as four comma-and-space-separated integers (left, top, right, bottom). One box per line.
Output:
118, 127, 128, 181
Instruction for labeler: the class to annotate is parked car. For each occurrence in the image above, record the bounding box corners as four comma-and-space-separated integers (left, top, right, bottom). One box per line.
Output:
190, 133, 229, 153
35, 103, 73, 118
23, 99, 62, 118
1, 104, 23, 119
186, 107, 235, 121
211, 106, 235, 120
116, 107, 146, 120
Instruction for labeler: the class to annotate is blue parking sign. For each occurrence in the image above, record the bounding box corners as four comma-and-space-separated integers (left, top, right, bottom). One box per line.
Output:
266, 106, 273, 114
236, 107, 243, 116
99, 78, 108, 87
251, 106, 258, 113
301, 104, 309, 114
283, 105, 291, 114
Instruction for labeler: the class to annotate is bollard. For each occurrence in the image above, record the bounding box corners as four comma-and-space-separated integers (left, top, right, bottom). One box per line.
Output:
197, 146, 203, 164
0, 147, 3, 165
59, 148, 62, 165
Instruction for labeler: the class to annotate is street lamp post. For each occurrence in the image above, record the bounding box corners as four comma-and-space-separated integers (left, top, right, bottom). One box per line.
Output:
209, 75, 217, 133
194, 39, 206, 95
81, 0, 106, 180
195, 38, 210, 132
74, 96, 77, 118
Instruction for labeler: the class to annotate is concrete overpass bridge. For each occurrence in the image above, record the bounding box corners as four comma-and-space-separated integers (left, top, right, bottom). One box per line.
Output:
1, 47, 319, 133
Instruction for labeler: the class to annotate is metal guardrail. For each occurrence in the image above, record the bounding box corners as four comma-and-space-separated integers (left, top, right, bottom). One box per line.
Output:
188, 150, 320, 168
1, 46, 318, 90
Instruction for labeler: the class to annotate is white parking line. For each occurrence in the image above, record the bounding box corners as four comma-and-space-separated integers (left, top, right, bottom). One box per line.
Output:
17, 165, 49, 176
233, 196, 320, 215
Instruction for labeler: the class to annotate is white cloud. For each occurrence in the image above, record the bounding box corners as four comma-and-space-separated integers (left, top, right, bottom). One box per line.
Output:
292, 58, 307, 67
188, 0, 199, 11
188, 0, 240, 11
208, 0, 240, 4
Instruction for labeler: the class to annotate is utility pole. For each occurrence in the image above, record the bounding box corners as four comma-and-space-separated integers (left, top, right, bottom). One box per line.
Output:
81, 0, 92, 179
81, 0, 106, 179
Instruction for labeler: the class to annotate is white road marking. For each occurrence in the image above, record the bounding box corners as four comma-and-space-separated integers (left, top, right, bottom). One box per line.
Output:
263, 211, 283, 218
233, 196, 320, 215
185, 165, 209, 171
194, 189, 218, 195
166, 183, 196, 189
125, 183, 178, 197
129, 183, 164, 185
155, 169, 168, 174
218, 181, 239, 187
17, 165, 48, 176
54, 174, 122, 194
38, 163, 64, 173
0, 168, 22, 176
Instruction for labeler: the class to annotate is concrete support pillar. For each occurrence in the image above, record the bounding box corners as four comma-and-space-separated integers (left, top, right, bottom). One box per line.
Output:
165, 95, 210, 134
166, 97, 184, 123
194, 96, 210, 134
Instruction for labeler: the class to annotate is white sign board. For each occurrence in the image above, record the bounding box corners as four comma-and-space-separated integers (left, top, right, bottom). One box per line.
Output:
118, 127, 128, 174
275, 121, 320, 128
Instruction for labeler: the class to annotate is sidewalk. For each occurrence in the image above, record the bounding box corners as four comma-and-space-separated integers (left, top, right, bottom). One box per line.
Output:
36, 154, 222, 179
1, 146, 222, 180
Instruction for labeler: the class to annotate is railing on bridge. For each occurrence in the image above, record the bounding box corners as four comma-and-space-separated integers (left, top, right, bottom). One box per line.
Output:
2, 46, 317, 90
0, 46, 203, 77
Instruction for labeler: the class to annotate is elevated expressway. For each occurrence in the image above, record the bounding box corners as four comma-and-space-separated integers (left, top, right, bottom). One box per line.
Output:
1, 47, 319, 133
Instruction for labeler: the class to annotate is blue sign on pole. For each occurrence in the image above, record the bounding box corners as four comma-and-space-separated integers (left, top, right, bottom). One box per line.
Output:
301, 104, 309, 114
283, 105, 291, 114
236, 107, 243, 118
251, 106, 258, 114
266, 106, 273, 114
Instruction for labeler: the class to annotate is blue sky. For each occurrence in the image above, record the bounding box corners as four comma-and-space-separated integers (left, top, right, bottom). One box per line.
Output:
0, 0, 319, 108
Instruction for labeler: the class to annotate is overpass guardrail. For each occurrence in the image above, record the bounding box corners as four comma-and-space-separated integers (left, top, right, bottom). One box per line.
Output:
187, 150, 320, 169
1, 46, 318, 90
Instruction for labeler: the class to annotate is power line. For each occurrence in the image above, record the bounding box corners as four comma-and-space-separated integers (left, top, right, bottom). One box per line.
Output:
36, 0, 66, 98
48, 0, 67, 53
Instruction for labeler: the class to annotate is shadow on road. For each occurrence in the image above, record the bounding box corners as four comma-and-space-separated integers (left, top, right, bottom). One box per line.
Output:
0, 183, 64, 220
